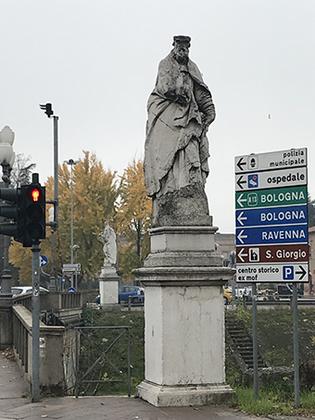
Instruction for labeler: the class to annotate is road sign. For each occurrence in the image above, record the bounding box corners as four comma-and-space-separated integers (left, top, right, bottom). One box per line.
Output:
40, 255, 48, 267
236, 244, 309, 264
235, 186, 308, 209
235, 167, 307, 191
236, 263, 308, 283
62, 263, 81, 274
235, 148, 308, 283
236, 205, 307, 227
236, 225, 308, 246
235, 148, 307, 174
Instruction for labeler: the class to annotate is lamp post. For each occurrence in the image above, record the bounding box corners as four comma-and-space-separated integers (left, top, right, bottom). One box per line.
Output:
0, 126, 15, 296
65, 159, 78, 264
65, 159, 78, 287
72, 244, 80, 289
39, 103, 58, 284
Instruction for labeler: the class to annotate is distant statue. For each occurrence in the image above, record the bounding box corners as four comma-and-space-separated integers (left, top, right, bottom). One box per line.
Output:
99, 222, 117, 266
144, 35, 215, 226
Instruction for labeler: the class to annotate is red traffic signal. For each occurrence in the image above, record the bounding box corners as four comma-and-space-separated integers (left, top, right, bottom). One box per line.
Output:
31, 188, 40, 203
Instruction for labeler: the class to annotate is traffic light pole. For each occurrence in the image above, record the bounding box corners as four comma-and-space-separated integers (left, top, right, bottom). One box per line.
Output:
31, 242, 41, 402
52, 116, 59, 282
53, 116, 59, 228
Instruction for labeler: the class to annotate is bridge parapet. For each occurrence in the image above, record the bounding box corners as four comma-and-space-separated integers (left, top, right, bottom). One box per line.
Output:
13, 304, 76, 394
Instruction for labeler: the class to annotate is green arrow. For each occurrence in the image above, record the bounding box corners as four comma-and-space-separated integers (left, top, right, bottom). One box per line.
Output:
235, 186, 307, 209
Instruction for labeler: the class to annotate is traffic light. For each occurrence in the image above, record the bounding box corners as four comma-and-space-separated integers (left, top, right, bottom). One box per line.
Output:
19, 176, 46, 247
39, 103, 53, 118
0, 188, 20, 239
0, 174, 46, 247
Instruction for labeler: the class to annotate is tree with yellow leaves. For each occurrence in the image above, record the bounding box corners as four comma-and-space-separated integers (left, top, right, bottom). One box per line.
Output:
116, 160, 152, 279
10, 151, 118, 284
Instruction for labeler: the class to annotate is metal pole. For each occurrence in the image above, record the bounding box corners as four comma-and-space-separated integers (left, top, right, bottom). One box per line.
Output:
53, 116, 59, 228
31, 242, 41, 402
75, 328, 80, 398
292, 283, 300, 407
70, 163, 74, 265
252, 283, 259, 399
127, 328, 131, 397
52, 116, 59, 283
70, 164, 74, 288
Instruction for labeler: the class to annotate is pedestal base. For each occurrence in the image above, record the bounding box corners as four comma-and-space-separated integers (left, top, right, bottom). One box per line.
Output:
99, 266, 120, 305
134, 225, 235, 407
137, 380, 234, 407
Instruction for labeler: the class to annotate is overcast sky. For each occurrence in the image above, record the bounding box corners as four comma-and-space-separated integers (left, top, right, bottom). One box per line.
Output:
1, 0, 314, 233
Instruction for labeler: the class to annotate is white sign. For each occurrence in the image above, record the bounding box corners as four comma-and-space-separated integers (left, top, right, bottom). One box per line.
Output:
235, 167, 307, 191
62, 263, 81, 274
235, 148, 307, 174
236, 263, 308, 283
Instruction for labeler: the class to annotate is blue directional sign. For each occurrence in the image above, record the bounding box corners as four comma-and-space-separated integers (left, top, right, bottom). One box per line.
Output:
236, 225, 308, 246
235, 205, 307, 227
40, 255, 48, 267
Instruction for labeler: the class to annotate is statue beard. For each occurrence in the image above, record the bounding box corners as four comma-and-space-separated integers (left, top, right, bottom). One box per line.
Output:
174, 52, 189, 65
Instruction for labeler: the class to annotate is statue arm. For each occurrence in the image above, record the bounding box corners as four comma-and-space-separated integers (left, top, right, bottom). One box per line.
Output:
195, 86, 216, 130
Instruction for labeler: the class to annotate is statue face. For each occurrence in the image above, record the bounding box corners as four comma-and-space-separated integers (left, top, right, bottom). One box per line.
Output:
173, 42, 189, 64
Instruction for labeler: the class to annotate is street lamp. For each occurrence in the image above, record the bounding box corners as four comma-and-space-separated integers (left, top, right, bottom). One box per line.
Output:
65, 159, 79, 286
0, 126, 15, 296
72, 244, 80, 289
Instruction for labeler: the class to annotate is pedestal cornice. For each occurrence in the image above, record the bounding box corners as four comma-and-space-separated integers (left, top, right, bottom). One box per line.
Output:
134, 266, 234, 287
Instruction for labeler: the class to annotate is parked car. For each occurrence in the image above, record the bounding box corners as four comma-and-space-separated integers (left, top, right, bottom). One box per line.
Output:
276, 284, 304, 299
257, 288, 278, 302
119, 286, 144, 304
94, 286, 144, 305
11, 286, 49, 297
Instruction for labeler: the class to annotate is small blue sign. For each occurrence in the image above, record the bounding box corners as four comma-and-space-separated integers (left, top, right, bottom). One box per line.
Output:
40, 255, 48, 267
235, 205, 308, 227
248, 174, 259, 189
235, 225, 308, 246
283, 266, 294, 280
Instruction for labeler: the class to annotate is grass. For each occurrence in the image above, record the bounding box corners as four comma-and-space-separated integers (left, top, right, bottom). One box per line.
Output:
234, 387, 315, 416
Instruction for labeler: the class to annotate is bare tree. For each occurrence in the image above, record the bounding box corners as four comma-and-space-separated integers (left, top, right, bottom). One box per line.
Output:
10, 154, 36, 187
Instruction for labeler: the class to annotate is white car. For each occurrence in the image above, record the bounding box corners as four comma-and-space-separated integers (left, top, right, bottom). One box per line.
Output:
11, 286, 49, 297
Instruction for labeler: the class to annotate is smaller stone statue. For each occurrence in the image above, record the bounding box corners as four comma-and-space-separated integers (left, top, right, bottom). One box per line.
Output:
99, 221, 117, 267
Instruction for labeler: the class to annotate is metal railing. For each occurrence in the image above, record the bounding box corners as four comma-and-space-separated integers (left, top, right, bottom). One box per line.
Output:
13, 292, 83, 312
61, 292, 81, 309
74, 325, 131, 397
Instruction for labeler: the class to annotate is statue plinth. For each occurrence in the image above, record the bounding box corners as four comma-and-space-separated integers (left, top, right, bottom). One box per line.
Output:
99, 265, 120, 306
134, 225, 234, 407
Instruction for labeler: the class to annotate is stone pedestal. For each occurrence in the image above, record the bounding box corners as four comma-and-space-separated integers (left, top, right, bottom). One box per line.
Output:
134, 226, 234, 407
99, 266, 119, 305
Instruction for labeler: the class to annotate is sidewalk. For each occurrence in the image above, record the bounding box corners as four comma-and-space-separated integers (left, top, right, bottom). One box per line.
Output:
0, 350, 267, 420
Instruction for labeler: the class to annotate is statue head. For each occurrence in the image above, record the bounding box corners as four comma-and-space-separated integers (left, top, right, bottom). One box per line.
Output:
172, 35, 191, 64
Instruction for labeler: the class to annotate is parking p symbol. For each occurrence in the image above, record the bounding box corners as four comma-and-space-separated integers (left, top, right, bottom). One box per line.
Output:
283, 266, 294, 280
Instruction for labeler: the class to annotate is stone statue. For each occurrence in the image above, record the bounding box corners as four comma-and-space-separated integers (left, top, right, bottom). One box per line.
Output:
144, 35, 215, 226
99, 221, 117, 266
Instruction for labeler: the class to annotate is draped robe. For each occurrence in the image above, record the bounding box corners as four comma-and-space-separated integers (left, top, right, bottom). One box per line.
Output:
144, 52, 215, 203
